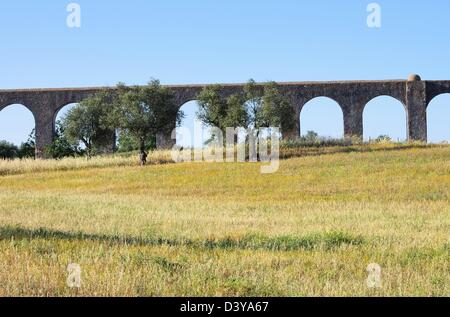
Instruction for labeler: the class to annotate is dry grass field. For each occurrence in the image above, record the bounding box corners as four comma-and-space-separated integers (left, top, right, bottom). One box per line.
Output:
0, 144, 448, 296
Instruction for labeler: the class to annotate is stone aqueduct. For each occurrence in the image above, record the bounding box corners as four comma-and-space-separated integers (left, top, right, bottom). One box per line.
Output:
0, 75, 449, 158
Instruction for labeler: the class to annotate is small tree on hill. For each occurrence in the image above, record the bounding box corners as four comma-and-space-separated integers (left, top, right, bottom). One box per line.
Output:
197, 80, 294, 142
260, 81, 295, 135
109, 80, 183, 165
197, 85, 228, 133
62, 90, 116, 158
303, 131, 319, 143
197, 85, 247, 144
244, 79, 295, 136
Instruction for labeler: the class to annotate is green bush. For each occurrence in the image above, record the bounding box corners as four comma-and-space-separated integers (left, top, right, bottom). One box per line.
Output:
17, 129, 36, 159
281, 131, 362, 148
0, 141, 19, 159
45, 121, 83, 159
374, 135, 392, 143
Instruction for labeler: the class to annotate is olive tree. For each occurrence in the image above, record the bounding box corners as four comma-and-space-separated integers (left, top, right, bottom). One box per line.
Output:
62, 90, 116, 158
197, 85, 247, 145
109, 80, 183, 165
197, 80, 294, 138
244, 80, 294, 135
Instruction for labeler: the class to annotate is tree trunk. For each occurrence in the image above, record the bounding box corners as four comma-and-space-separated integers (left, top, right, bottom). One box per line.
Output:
139, 139, 147, 166
85, 142, 92, 160
248, 128, 259, 162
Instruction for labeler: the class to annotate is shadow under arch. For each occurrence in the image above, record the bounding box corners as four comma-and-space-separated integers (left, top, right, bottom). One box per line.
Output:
363, 95, 407, 142
426, 93, 450, 143
0, 103, 36, 146
299, 96, 344, 138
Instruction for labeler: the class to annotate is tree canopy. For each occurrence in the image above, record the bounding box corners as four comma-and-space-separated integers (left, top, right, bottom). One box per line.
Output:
108, 80, 183, 164
196, 80, 295, 140
62, 90, 116, 158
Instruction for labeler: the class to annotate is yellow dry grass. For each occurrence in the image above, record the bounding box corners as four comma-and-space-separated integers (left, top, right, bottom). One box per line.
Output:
0, 145, 448, 296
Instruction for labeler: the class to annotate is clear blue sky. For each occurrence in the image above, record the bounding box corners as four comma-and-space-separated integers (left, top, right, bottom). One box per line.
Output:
0, 0, 449, 145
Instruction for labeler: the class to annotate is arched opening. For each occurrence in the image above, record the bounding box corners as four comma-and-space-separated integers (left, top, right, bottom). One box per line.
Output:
55, 103, 78, 125
300, 97, 344, 138
0, 104, 35, 158
427, 94, 450, 143
55, 103, 83, 148
176, 101, 209, 149
50, 103, 86, 156
363, 96, 407, 142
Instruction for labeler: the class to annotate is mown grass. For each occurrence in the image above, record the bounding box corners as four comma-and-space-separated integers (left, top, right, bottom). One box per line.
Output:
0, 144, 448, 296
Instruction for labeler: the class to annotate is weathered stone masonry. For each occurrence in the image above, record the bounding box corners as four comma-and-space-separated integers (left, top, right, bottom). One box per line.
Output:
0, 75, 448, 158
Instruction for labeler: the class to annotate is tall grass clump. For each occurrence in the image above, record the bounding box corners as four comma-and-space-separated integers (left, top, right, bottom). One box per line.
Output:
0, 150, 172, 176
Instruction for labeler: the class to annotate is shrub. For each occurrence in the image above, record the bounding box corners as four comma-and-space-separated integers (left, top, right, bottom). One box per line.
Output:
0, 141, 19, 159
17, 129, 36, 159
18, 142, 35, 159
44, 121, 83, 159
280, 133, 361, 148
374, 135, 392, 143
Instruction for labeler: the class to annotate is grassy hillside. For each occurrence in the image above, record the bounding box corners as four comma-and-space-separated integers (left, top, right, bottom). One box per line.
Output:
0, 145, 448, 296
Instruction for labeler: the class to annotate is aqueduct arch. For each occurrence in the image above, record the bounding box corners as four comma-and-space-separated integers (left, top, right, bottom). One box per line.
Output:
427, 93, 450, 143
363, 96, 407, 141
299, 97, 344, 138
0, 75, 445, 158
0, 104, 35, 146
